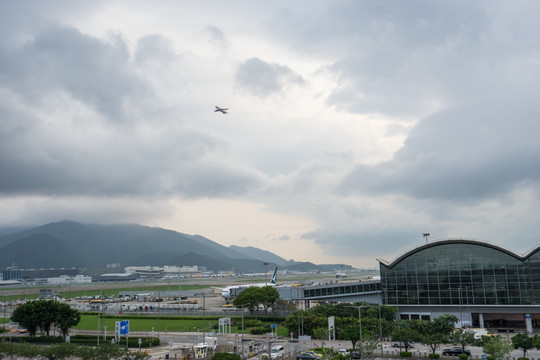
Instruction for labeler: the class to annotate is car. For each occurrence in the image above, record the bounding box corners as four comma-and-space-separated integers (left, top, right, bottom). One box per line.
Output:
392, 341, 414, 348
296, 352, 321, 360
271, 345, 285, 359
442, 347, 471, 356
350, 351, 361, 359
338, 349, 350, 356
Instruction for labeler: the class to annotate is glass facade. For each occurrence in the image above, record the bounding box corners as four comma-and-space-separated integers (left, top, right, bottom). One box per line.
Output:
380, 240, 540, 306
303, 281, 381, 299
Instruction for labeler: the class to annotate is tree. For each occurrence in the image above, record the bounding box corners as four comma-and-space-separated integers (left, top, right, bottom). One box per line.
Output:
11, 300, 81, 338
417, 314, 459, 354
449, 329, 475, 355
391, 325, 420, 352
483, 335, 513, 360
512, 333, 534, 358
55, 302, 81, 338
233, 286, 279, 313
340, 324, 360, 349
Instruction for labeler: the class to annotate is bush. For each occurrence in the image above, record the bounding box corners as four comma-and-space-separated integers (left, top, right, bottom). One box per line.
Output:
458, 354, 469, 360
486, 357, 495, 360
212, 354, 241, 360
517, 357, 529, 360
429, 354, 440, 359
250, 327, 267, 335
400, 351, 413, 357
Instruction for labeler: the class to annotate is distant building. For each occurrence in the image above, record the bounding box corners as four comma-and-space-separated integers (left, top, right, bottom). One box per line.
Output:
96, 273, 139, 282
47, 275, 92, 284
2, 267, 22, 280
22, 268, 79, 280
38, 289, 54, 299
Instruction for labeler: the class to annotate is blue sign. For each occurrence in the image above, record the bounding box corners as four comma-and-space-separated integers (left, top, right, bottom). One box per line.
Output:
482, 355, 487, 360
271, 324, 277, 328
119, 320, 129, 335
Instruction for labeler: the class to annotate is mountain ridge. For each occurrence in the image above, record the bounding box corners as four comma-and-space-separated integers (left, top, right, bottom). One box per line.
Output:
0, 220, 349, 273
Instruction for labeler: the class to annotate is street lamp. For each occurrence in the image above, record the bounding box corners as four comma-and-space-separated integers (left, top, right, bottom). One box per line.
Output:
423, 233, 430, 243
345, 306, 364, 360
237, 303, 251, 355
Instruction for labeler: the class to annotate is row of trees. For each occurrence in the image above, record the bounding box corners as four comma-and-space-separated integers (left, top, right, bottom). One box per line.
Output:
0, 342, 149, 360
11, 300, 81, 338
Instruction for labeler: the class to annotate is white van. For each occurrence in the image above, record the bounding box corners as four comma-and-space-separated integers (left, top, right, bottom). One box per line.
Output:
271, 345, 285, 359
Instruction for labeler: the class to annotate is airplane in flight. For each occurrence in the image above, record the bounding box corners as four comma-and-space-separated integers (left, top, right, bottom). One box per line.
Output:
214, 106, 229, 114
221, 266, 278, 302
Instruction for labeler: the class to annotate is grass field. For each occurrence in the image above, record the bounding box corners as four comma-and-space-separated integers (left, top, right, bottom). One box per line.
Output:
1, 284, 210, 301
75, 314, 289, 336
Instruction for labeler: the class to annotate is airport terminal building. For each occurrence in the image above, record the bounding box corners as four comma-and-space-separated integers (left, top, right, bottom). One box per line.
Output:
378, 239, 540, 332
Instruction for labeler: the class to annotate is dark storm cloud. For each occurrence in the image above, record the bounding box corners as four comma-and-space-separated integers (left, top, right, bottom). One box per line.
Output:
340, 98, 540, 201
0, 24, 148, 121
235, 57, 304, 97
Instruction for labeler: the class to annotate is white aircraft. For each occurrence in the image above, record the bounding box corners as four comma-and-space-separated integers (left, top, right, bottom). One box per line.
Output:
214, 106, 229, 114
221, 266, 278, 302
336, 272, 348, 278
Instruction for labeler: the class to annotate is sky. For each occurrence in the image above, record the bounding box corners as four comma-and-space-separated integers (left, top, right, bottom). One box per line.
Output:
1, 1, 540, 268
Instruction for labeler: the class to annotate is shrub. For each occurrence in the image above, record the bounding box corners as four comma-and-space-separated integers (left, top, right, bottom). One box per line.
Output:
458, 354, 469, 360
400, 351, 413, 357
250, 327, 267, 335
211, 353, 241, 360
517, 357, 529, 360
429, 354, 441, 359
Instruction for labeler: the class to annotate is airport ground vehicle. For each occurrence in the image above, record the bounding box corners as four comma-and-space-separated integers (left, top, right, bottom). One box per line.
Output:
442, 347, 471, 356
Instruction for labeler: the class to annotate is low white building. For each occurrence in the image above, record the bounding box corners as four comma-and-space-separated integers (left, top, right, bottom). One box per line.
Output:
47, 275, 92, 284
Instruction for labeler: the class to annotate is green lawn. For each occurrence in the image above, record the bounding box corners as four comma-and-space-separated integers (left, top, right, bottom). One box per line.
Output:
75, 314, 289, 336
1, 284, 210, 301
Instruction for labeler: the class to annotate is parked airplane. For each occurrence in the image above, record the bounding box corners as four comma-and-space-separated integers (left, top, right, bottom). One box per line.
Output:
214, 106, 229, 114
336, 272, 348, 278
221, 266, 278, 302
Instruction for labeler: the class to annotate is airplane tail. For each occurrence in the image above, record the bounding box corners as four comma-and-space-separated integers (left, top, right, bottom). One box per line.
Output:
270, 266, 278, 284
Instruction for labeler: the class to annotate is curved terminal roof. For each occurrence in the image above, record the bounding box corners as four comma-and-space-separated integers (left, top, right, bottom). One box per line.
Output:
377, 238, 540, 269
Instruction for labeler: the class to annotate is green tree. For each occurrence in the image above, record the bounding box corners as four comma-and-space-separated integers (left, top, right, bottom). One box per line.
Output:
449, 329, 475, 355
11, 300, 80, 338
482, 335, 513, 360
340, 324, 360, 349
391, 322, 420, 352
416, 314, 458, 354
11, 301, 40, 336
233, 286, 279, 313
512, 333, 534, 358
54, 302, 81, 338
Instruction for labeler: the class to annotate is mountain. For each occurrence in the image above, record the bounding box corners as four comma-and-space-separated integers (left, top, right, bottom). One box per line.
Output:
0, 220, 349, 273
228, 245, 288, 265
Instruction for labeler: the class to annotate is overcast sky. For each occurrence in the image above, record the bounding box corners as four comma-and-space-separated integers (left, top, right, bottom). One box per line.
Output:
1, 1, 540, 268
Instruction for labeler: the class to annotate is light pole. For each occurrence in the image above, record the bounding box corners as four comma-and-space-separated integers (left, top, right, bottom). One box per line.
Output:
238, 303, 251, 355
263, 262, 269, 286
345, 306, 364, 360
423, 233, 430, 243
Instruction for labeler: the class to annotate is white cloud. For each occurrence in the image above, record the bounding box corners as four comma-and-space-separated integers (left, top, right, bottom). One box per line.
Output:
1, 0, 540, 268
